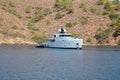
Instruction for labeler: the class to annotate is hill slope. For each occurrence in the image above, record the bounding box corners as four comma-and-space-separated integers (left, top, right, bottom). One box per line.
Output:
0, 0, 120, 45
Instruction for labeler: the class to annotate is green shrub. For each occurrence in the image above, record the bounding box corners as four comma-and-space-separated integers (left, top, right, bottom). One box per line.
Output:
26, 16, 32, 19
109, 14, 119, 20
104, 1, 115, 12
96, 9, 102, 15
95, 28, 111, 44
33, 10, 45, 22
67, 6, 74, 14
82, 7, 88, 12
9, 0, 15, 7
117, 40, 120, 45
25, 7, 31, 13
55, 12, 64, 20
44, 8, 51, 16
86, 37, 92, 43
90, 8, 96, 14
73, 22, 77, 25
29, 9, 48, 23
79, 2, 85, 8
46, 20, 51, 25
27, 26, 39, 31
114, 26, 120, 36
109, 13, 120, 37
79, 2, 87, 12
65, 22, 72, 28
27, 22, 34, 27
80, 16, 89, 25
112, 0, 120, 11
0, 29, 8, 34
54, 0, 73, 10
54, 0, 73, 13
114, 4, 120, 11
102, 11, 110, 15
32, 35, 47, 42
12, 25, 18, 29
97, 0, 106, 5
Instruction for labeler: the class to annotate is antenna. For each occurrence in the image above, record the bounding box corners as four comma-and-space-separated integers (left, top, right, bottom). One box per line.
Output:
59, 27, 66, 33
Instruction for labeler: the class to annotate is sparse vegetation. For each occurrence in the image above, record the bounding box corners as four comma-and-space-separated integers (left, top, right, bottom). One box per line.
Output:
2, 8, 22, 18
28, 8, 50, 24
54, 0, 73, 13
95, 28, 111, 44
55, 12, 64, 20
79, 2, 88, 12
9, 0, 15, 7
117, 40, 120, 45
65, 22, 73, 28
79, 2, 85, 8
67, 6, 74, 14
96, 0, 107, 5
27, 26, 39, 31
12, 25, 18, 29
72, 33, 80, 38
96, 9, 102, 15
90, 8, 96, 14
0, 29, 25, 38
86, 37, 92, 43
32, 10, 45, 23
10, 32, 25, 38
114, 25, 120, 36
104, 1, 114, 12
27, 22, 34, 27
46, 20, 51, 25
0, 18, 3, 23
80, 16, 89, 25
32, 35, 47, 42
44, 8, 51, 16
25, 7, 31, 13
0, 29, 8, 35
54, 0, 72, 9
109, 14, 120, 37
112, 0, 120, 11
102, 0, 118, 16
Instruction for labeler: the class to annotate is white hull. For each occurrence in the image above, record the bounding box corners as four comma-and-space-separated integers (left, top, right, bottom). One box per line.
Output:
41, 38, 83, 49
48, 40, 82, 49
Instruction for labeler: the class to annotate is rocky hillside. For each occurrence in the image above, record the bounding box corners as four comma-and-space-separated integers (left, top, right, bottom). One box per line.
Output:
0, 0, 120, 45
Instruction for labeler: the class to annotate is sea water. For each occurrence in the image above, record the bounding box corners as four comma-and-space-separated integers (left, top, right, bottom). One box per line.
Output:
0, 45, 120, 80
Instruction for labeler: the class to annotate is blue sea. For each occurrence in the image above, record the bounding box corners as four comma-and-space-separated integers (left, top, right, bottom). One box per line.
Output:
0, 45, 120, 80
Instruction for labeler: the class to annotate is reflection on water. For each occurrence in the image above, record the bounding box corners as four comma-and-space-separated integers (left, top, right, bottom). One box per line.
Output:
0, 45, 120, 80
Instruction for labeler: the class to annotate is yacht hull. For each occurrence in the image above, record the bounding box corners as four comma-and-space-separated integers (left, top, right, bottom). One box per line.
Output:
38, 39, 83, 49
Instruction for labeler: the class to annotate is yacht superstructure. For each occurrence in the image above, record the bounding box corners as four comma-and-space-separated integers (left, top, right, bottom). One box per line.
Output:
38, 28, 83, 49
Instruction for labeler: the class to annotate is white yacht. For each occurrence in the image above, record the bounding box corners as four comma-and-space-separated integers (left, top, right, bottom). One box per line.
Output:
37, 28, 83, 49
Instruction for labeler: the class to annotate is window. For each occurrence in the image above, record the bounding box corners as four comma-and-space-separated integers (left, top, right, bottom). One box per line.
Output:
49, 39, 55, 42
76, 43, 79, 45
59, 35, 71, 37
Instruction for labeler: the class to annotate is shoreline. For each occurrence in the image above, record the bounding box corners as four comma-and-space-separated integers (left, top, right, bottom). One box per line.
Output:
0, 43, 119, 47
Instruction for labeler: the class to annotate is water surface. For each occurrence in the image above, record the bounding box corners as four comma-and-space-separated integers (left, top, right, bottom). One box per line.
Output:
0, 45, 120, 80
